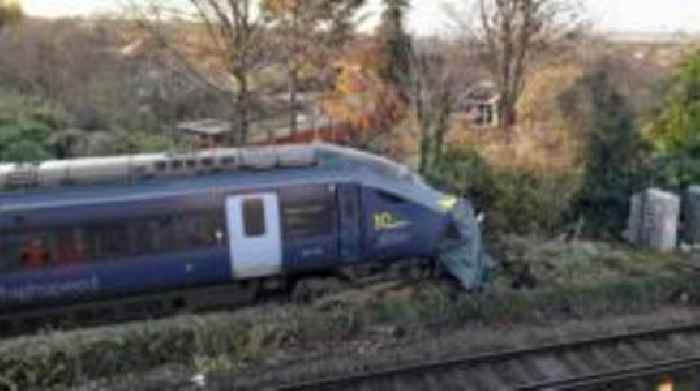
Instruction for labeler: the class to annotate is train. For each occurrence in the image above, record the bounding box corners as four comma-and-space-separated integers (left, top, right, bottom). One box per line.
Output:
0, 143, 490, 315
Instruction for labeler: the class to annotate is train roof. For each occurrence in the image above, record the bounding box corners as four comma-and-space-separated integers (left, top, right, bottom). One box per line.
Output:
0, 144, 447, 213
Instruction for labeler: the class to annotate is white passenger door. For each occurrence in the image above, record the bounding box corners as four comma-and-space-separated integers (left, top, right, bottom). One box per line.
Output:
226, 193, 282, 279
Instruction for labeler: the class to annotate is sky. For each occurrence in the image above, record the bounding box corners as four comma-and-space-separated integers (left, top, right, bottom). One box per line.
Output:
20, 0, 700, 35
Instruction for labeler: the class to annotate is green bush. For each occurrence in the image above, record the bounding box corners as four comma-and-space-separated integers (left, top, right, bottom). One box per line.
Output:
0, 120, 53, 162
559, 69, 653, 238
636, 51, 700, 203
0, 91, 183, 161
428, 147, 580, 235
649, 50, 700, 154
652, 143, 700, 190
0, 93, 73, 161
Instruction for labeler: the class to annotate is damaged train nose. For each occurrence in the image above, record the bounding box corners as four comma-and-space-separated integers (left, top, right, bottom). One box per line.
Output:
438, 199, 493, 291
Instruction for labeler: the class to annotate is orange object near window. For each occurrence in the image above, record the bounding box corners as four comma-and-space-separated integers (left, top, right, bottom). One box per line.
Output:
21, 239, 50, 269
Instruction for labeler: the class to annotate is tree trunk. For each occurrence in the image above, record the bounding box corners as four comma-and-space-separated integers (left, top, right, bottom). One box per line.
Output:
236, 75, 250, 146
419, 132, 432, 174
289, 68, 299, 138
432, 92, 452, 166
417, 103, 432, 174
498, 93, 517, 139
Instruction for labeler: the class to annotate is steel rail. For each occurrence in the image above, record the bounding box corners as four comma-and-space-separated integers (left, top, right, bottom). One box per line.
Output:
278, 322, 700, 390
518, 356, 700, 390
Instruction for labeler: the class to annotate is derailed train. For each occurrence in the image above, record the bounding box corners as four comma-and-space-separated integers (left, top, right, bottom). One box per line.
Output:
0, 144, 489, 313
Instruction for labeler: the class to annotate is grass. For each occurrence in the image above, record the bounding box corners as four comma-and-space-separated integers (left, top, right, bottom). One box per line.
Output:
0, 240, 696, 390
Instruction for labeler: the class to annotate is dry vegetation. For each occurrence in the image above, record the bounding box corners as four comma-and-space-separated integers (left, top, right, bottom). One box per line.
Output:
0, 242, 696, 390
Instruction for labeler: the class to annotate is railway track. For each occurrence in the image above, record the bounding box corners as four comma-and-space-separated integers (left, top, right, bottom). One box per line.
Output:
274, 323, 700, 391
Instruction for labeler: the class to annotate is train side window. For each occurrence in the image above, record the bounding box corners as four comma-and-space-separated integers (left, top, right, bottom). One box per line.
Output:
377, 191, 408, 204
129, 221, 155, 256
17, 233, 52, 269
0, 234, 26, 272
204, 211, 226, 245
243, 199, 266, 237
102, 224, 130, 259
170, 215, 191, 251
282, 200, 334, 239
186, 214, 217, 247
55, 229, 89, 265
155, 216, 176, 251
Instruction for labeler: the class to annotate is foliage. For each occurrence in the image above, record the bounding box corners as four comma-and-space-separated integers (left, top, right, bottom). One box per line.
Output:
261, 0, 366, 134
428, 146, 580, 235
321, 41, 407, 148
376, 0, 412, 89
322, 0, 416, 152
131, 0, 269, 145
649, 50, 700, 154
493, 235, 688, 291
645, 51, 700, 190
0, 91, 182, 160
0, 0, 22, 30
559, 70, 653, 238
407, 41, 461, 174
0, 93, 72, 161
652, 141, 700, 190
0, 122, 53, 162
516, 62, 584, 130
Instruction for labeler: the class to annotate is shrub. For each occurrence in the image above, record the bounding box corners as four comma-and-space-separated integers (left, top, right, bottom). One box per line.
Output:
428, 146, 580, 235
0, 120, 53, 162
559, 69, 653, 238
652, 142, 700, 190
649, 50, 700, 154
0, 93, 73, 161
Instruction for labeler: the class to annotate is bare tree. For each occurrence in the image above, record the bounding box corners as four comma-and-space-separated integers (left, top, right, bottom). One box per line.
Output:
262, 0, 365, 136
408, 39, 477, 173
127, 0, 269, 145
460, 0, 584, 132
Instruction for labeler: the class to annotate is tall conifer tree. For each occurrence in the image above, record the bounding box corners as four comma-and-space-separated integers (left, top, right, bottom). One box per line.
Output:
376, 0, 412, 90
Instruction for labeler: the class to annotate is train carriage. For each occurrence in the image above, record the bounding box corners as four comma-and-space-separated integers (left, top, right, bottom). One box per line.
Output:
0, 144, 489, 314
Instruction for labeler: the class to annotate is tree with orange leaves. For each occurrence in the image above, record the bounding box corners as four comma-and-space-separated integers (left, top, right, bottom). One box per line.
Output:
322, 0, 417, 154
321, 40, 408, 150
261, 0, 365, 136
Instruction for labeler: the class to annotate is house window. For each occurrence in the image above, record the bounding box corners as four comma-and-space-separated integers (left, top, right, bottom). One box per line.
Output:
475, 104, 495, 127
243, 199, 266, 237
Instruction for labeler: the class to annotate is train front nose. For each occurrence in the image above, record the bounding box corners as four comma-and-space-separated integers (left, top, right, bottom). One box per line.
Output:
438, 197, 492, 291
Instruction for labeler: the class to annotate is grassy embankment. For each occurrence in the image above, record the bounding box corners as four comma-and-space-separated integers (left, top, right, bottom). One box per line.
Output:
0, 239, 698, 390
